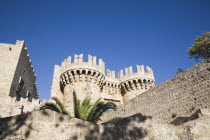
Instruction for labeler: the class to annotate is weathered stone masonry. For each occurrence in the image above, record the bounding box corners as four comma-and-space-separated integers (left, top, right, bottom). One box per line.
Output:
51, 54, 155, 116
0, 41, 40, 118
101, 60, 210, 122
1, 41, 210, 139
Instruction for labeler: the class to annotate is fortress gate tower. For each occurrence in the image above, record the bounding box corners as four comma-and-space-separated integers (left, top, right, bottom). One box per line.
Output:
51, 54, 155, 116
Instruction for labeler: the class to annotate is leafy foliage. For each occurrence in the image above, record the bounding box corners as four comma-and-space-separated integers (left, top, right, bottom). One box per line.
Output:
40, 97, 69, 115
188, 32, 210, 61
73, 92, 116, 123
87, 101, 117, 123
40, 92, 116, 123
73, 92, 93, 120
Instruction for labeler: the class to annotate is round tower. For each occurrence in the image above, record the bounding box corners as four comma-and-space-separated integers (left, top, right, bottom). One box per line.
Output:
51, 54, 155, 116
59, 54, 105, 115
118, 65, 155, 103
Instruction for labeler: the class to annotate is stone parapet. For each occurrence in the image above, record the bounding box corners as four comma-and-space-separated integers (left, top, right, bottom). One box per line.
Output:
101, 60, 210, 123
118, 65, 154, 82
60, 54, 105, 75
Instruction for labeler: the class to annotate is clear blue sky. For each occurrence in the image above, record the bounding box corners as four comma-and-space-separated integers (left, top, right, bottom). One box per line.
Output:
0, 0, 210, 101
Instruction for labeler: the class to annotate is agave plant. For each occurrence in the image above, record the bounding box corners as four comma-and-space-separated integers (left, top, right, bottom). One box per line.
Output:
73, 92, 116, 123
40, 97, 69, 115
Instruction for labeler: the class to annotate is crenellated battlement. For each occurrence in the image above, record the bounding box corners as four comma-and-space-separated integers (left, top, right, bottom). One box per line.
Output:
52, 54, 155, 109
105, 69, 119, 83
60, 54, 105, 75
118, 65, 155, 102
59, 54, 155, 85
118, 65, 154, 82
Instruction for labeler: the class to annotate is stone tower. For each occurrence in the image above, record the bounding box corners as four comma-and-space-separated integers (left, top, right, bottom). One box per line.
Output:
0, 41, 40, 117
119, 65, 155, 102
51, 54, 155, 116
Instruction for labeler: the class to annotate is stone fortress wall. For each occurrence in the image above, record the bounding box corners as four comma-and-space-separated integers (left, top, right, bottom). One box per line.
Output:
51, 54, 155, 116
1, 60, 210, 140
0, 41, 40, 118
101, 60, 210, 123
1, 109, 210, 140
0, 42, 210, 139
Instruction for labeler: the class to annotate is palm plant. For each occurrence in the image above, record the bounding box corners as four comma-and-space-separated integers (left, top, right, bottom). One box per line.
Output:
87, 101, 116, 123
40, 93, 116, 123
40, 97, 69, 115
73, 92, 116, 123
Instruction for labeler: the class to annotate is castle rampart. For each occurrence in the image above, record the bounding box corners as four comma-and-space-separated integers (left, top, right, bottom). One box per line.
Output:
60, 54, 105, 74
51, 54, 107, 116
101, 69, 122, 105
101, 60, 210, 123
51, 54, 155, 116
2, 60, 210, 140
118, 65, 155, 102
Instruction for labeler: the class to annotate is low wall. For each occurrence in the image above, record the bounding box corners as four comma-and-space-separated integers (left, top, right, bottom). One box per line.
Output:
101, 60, 210, 123
0, 110, 95, 139
0, 109, 210, 140
0, 97, 40, 118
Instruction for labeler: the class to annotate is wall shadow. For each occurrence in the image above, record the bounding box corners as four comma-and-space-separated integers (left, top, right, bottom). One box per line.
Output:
0, 112, 31, 139
100, 113, 152, 140
0, 109, 53, 139
70, 113, 152, 140
1, 110, 152, 139
170, 109, 201, 126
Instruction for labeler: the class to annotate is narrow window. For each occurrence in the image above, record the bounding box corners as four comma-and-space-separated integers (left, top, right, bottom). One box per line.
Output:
27, 92, 32, 102
16, 90, 21, 101
16, 77, 26, 101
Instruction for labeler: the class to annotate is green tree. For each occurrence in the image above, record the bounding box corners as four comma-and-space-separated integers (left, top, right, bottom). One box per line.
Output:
188, 32, 210, 61
40, 97, 69, 115
73, 92, 116, 123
